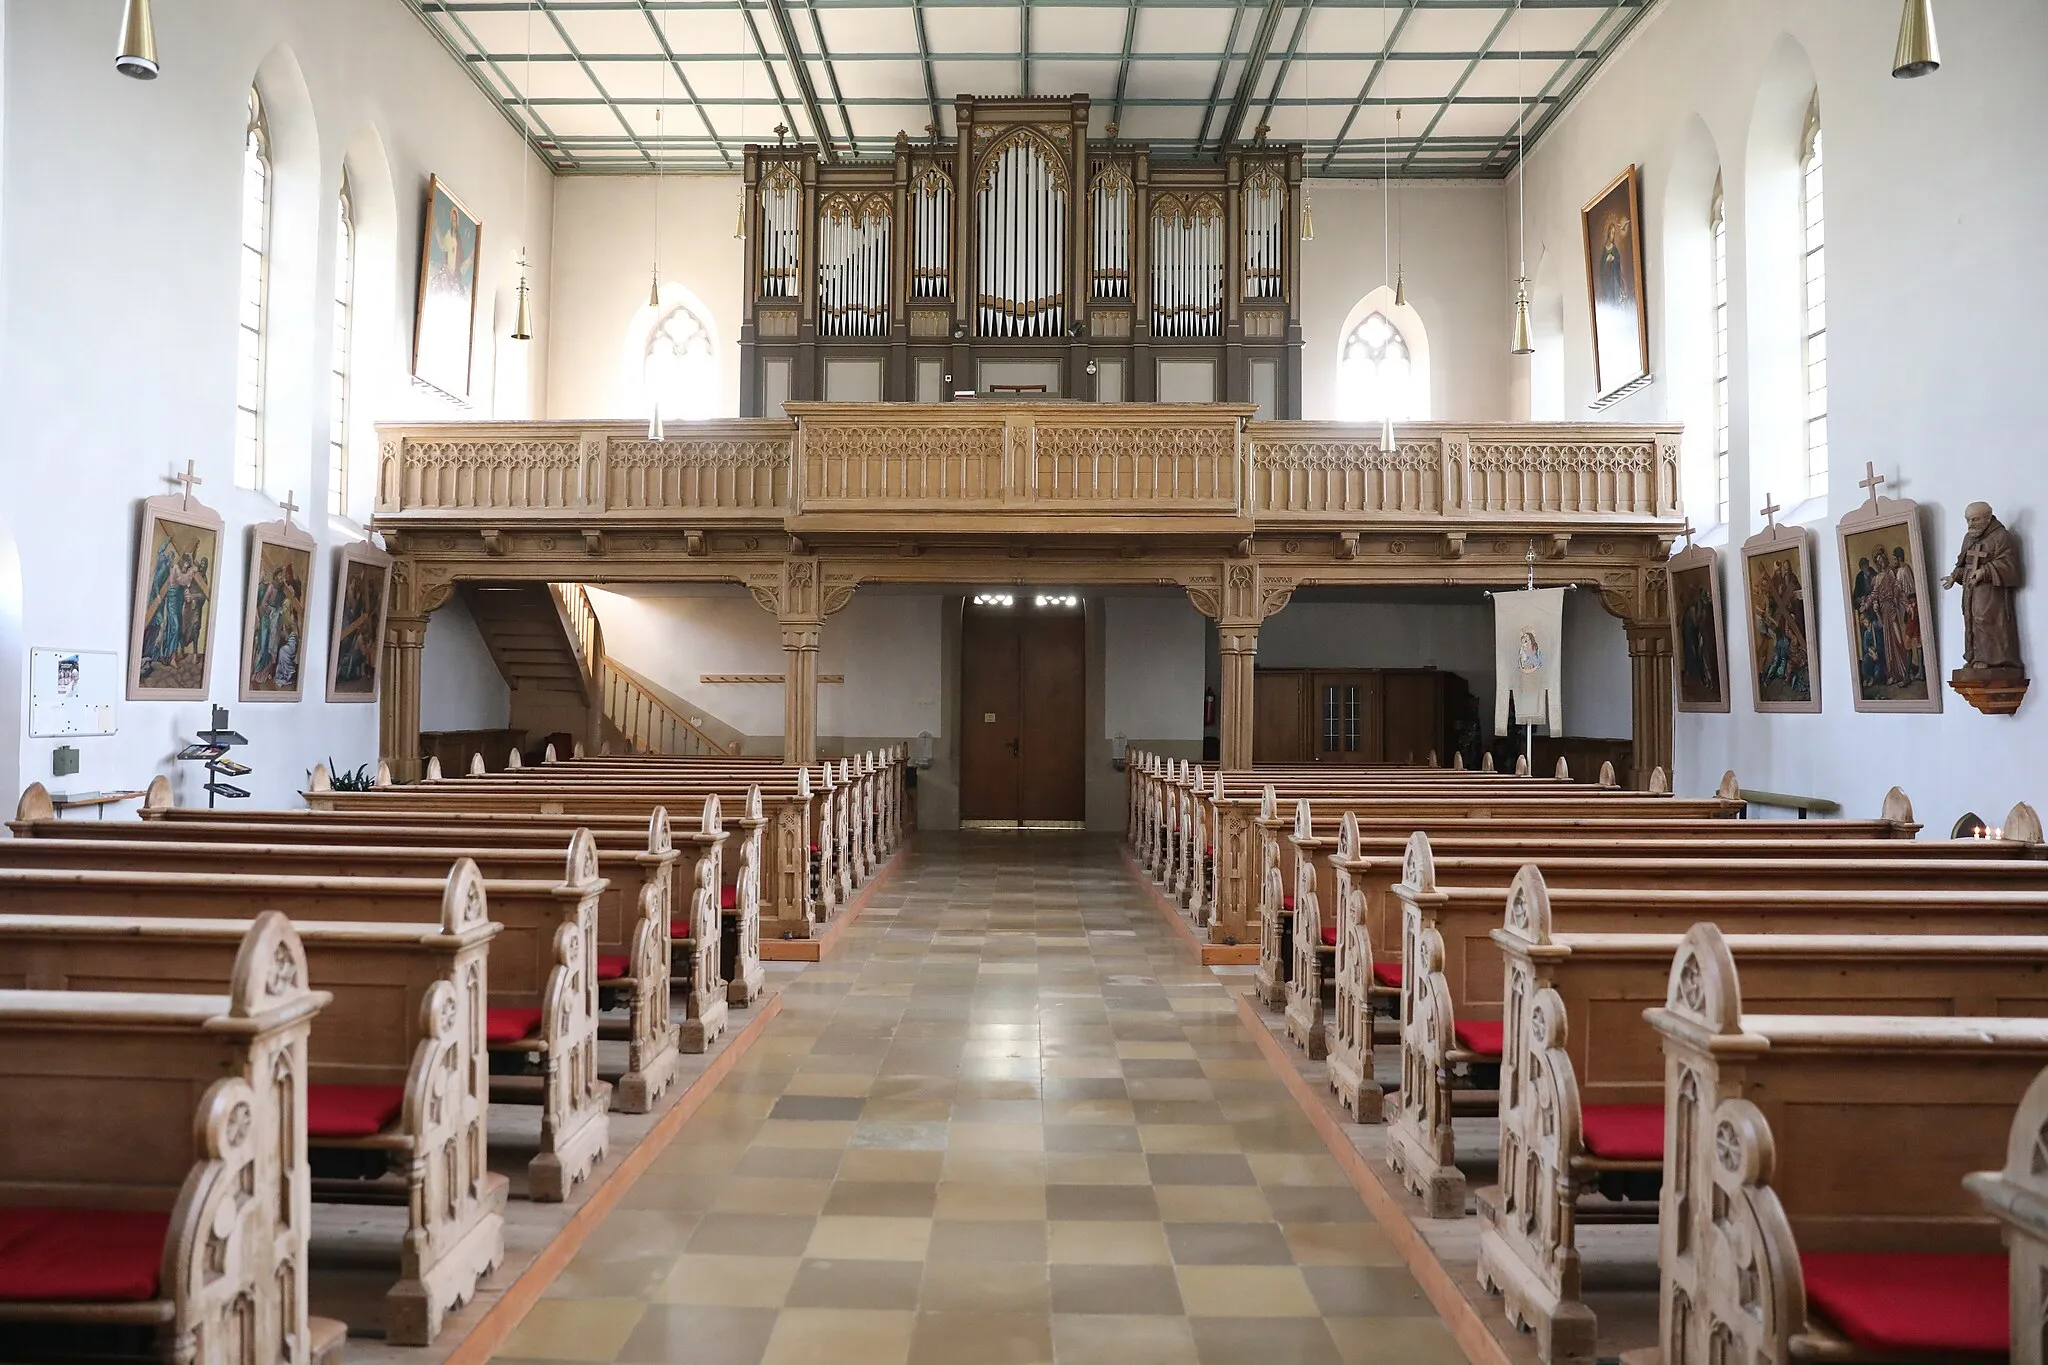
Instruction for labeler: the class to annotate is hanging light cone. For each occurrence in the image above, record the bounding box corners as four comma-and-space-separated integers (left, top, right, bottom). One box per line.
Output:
1511, 277, 1535, 356
116, 0, 158, 79
648, 401, 665, 442
511, 273, 533, 342
1301, 196, 1314, 243
1893, 0, 1939, 77
648, 270, 661, 309
1393, 269, 1406, 308
734, 193, 746, 240
1380, 414, 1398, 458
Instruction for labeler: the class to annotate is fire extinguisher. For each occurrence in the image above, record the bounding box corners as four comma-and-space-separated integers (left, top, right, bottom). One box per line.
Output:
1203, 687, 1217, 727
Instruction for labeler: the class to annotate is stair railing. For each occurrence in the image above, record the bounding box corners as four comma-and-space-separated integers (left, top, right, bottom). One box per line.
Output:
551, 582, 733, 757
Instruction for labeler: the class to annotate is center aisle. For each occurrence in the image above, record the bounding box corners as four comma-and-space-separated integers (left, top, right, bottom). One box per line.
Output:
493, 833, 1466, 1365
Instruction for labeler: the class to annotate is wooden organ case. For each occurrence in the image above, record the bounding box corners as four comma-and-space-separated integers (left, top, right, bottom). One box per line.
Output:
739, 95, 1304, 417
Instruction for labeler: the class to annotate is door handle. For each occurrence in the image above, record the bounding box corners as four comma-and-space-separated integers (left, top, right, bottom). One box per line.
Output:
1006, 738, 1021, 756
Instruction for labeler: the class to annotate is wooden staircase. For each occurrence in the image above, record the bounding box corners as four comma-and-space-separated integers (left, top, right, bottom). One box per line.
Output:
459, 584, 598, 748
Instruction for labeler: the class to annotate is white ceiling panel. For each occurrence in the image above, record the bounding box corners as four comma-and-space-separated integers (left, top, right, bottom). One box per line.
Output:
405, 0, 1664, 173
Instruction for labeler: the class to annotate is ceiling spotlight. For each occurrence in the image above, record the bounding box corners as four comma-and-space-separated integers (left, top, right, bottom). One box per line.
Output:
973, 592, 1015, 607
116, 0, 158, 79
1893, 0, 1940, 78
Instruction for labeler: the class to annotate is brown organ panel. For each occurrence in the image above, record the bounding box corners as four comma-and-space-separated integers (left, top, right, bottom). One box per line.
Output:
1254, 668, 1465, 768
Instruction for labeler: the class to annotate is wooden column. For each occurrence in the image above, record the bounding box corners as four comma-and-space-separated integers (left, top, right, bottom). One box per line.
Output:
1218, 624, 1258, 770
1627, 622, 1674, 790
380, 614, 429, 784
781, 619, 821, 765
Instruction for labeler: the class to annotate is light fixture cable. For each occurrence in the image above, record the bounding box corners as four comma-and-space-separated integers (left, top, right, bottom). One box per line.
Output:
510, 0, 536, 340
1511, 6, 1533, 356
648, 15, 668, 439
1378, 0, 1397, 460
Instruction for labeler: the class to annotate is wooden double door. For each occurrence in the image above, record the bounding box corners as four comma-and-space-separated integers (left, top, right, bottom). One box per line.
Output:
960, 605, 1086, 824
1253, 668, 1464, 765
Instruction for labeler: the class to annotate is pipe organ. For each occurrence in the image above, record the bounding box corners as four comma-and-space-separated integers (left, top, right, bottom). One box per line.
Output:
740, 95, 1304, 416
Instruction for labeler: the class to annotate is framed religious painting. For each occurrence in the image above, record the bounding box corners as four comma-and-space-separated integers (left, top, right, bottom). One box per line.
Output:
1581, 165, 1651, 402
326, 540, 393, 703
1835, 470, 1940, 713
238, 512, 316, 702
128, 484, 225, 701
1740, 514, 1822, 714
412, 174, 481, 403
1667, 543, 1730, 713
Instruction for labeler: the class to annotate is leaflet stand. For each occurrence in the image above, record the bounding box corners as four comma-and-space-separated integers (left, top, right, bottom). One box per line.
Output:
1483, 542, 1576, 774
176, 704, 252, 808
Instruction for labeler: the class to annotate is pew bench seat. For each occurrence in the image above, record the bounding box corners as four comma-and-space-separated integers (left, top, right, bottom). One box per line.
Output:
1799, 1250, 2007, 1357
485, 1005, 545, 1045
306, 1083, 407, 1142
1577, 1103, 1663, 1163
0, 1207, 173, 1306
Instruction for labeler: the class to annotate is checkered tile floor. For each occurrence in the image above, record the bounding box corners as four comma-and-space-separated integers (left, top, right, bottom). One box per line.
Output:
492, 833, 1466, 1365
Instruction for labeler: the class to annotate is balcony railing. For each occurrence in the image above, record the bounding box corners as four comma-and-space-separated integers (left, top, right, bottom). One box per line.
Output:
375, 413, 1681, 533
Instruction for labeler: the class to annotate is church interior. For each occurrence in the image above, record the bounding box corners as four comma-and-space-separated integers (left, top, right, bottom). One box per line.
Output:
1, 1, 2045, 1362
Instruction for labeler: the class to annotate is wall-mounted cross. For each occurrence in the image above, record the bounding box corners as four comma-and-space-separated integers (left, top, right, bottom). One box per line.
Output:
1759, 494, 1781, 533
168, 459, 202, 509
278, 489, 299, 533
1678, 521, 1696, 551
1858, 461, 1887, 504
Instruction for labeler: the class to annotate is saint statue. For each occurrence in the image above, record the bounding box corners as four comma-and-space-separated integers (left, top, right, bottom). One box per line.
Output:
1942, 502, 2024, 672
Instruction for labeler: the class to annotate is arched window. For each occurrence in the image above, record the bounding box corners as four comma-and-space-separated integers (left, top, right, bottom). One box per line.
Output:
236, 88, 272, 490
328, 175, 355, 518
1710, 175, 1730, 525
644, 298, 719, 422
1339, 311, 1418, 422
1799, 96, 1827, 503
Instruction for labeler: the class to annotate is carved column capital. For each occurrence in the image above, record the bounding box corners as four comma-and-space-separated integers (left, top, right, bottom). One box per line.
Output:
781, 624, 822, 652
1219, 626, 1260, 656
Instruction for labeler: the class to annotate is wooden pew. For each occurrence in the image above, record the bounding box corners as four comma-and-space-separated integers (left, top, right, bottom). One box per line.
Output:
1251, 779, 1756, 1007
0, 914, 328, 1365
1966, 1065, 2048, 1362
1648, 924, 2048, 1365
0, 856, 609, 1202
1388, 821, 2048, 1217
1477, 872, 2048, 1363
11, 783, 693, 1109
1310, 801, 2043, 1119
308, 764, 819, 940
128, 779, 770, 1011
0, 882, 503, 1345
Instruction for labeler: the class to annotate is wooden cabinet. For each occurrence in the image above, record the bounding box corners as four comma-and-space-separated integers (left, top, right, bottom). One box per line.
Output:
1252, 669, 1467, 767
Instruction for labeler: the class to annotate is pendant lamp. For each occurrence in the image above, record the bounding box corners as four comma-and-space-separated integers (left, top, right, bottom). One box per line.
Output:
116, 0, 157, 79
1511, 278, 1534, 356
1392, 111, 1406, 306
511, 251, 534, 341
1509, 8, 1533, 356
1892, 0, 1939, 78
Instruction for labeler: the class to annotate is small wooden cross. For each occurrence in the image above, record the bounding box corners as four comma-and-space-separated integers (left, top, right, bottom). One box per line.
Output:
774, 122, 789, 145
1759, 494, 1781, 533
168, 459, 203, 509
1679, 521, 1696, 551
278, 489, 299, 533
1858, 461, 1887, 505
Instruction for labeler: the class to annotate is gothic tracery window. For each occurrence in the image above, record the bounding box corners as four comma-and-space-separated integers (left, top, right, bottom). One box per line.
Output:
644, 298, 719, 422
1339, 310, 1418, 422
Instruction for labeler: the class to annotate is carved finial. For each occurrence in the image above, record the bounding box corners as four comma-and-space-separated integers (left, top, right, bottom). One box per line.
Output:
775, 122, 789, 145
1717, 770, 1742, 800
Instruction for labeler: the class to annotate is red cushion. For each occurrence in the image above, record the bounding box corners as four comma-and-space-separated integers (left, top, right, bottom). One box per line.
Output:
720, 886, 739, 911
486, 1005, 545, 1044
0, 1207, 170, 1302
1205, 845, 1215, 856
1800, 1251, 2007, 1356
307, 1083, 406, 1140
1320, 924, 1338, 947
1453, 1019, 1504, 1057
810, 844, 821, 854
1371, 962, 1404, 988
1579, 1104, 1664, 1162
596, 953, 630, 981
1280, 896, 1295, 913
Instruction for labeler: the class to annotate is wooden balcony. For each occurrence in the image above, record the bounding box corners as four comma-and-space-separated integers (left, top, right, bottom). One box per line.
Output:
375, 410, 1681, 544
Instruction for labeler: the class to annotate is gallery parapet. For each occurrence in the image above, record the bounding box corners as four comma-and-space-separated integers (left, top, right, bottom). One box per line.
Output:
373, 413, 1682, 537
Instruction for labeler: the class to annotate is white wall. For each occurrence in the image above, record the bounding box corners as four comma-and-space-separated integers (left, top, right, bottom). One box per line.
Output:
1, 2, 553, 807
1103, 595, 1206, 745
1302, 181, 1511, 421
420, 596, 509, 732
548, 175, 744, 419
584, 584, 944, 746
1509, 0, 2048, 823
1562, 589, 1632, 739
